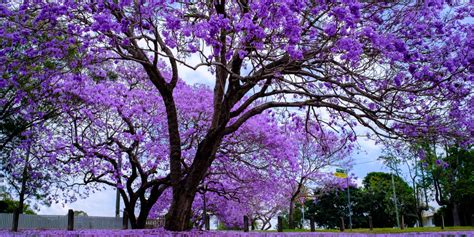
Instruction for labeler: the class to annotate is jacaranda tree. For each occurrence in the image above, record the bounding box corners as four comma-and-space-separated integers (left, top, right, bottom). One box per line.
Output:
40, 61, 299, 228
281, 117, 353, 229
1, 0, 472, 231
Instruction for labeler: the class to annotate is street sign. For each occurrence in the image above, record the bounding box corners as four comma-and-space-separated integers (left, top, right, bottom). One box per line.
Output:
334, 168, 347, 178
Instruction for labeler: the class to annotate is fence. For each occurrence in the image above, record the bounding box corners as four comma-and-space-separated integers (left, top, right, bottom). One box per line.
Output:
145, 218, 165, 228
0, 213, 129, 230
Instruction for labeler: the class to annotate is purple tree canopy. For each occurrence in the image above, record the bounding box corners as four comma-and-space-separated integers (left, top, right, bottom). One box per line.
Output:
1, 0, 472, 231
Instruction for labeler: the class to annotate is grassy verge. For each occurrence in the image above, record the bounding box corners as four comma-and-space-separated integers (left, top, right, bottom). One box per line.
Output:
266, 226, 474, 233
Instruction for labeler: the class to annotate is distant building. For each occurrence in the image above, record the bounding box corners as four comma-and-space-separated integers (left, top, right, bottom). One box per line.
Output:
422, 210, 435, 227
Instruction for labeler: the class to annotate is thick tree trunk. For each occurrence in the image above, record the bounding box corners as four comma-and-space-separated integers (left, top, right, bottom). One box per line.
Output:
165, 129, 224, 231
122, 193, 160, 229
127, 211, 148, 229
288, 200, 295, 229
126, 206, 139, 229
136, 206, 152, 229
123, 198, 145, 229
452, 203, 461, 226
165, 187, 196, 230
126, 212, 147, 229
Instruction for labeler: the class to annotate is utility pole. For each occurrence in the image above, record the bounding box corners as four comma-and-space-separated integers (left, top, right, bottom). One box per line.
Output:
391, 173, 400, 228
202, 184, 210, 230
301, 202, 305, 228
116, 156, 122, 218
203, 190, 207, 229
382, 155, 401, 229
335, 168, 352, 230
115, 189, 120, 217
346, 175, 352, 230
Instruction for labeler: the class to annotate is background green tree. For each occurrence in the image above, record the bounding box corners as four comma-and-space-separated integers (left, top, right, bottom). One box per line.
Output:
305, 187, 368, 229
0, 194, 35, 215
363, 172, 417, 227
306, 172, 418, 229
429, 146, 474, 226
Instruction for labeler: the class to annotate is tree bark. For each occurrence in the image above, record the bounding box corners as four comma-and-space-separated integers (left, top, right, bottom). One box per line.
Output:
164, 186, 196, 230
12, 149, 29, 232
289, 179, 304, 229
417, 210, 424, 227
288, 199, 295, 229
126, 209, 147, 229
259, 217, 271, 230
136, 205, 152, 229
452, 203, 461, 226
125, 206, 140, 229
165, 126, 225, 231
412, 182, 424, 227
12, 183, 26, 232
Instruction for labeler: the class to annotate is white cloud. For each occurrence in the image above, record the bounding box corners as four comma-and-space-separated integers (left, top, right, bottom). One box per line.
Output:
179, 55, 215, 87
354, 177, 364, 188
38, 188, 118, 217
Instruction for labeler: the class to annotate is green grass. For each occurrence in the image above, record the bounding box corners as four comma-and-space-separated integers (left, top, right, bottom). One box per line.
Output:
266, 226, 474, 233
349, 226, 474, 233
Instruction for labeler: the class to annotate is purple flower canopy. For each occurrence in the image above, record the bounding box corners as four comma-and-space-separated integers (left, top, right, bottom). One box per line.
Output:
1, 0, 472, 231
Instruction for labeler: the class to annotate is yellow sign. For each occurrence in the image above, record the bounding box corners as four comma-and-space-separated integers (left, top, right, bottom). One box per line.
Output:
334, 168, 348, 178
334, 172, 348, 178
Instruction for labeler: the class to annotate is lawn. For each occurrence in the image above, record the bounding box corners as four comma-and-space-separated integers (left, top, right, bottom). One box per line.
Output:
1, 228, 474, 237
277, 226, 474, 233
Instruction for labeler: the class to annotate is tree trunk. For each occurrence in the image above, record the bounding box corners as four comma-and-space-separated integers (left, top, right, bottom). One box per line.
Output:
165, 187, 196, 230
127, 213, 147, 229
265, 223, 272, 230
412, 182, 423, 227
452, 203, 461, 226
123, 198, 153, 229
136, 205, 152, 229
12, 187, 26, 232
288, 199, 295, 229
165, 130, 224, 231
12, 150, 29, 232
289, 180, 304, 230
126, 206, 139, 229
123, 198, 145, 229
417, 210, 424, 227
260, 217, 271, 230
